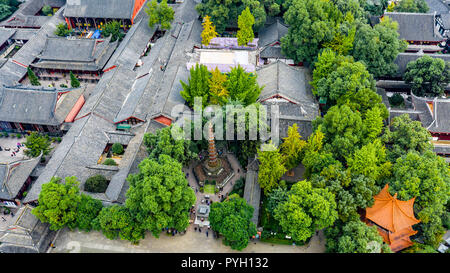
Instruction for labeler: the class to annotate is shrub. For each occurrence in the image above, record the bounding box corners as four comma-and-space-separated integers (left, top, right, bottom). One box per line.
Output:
3, 132, 8, 137
111, 143, 124, 155
27, 67, 40, 86
57, 137, 62, 142
16, 133, 21, 138
70, 71, 80, 88
388, 93, 404, 107
42, 5, 52, 16
103, 158, 117, 166
84, 175, 109, 193
60, 84, 68, 88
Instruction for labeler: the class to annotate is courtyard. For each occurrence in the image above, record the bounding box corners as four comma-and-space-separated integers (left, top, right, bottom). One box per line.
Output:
49, 225, 326, 253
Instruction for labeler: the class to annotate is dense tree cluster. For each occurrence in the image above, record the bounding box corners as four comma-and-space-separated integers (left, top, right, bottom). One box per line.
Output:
281, 0, 406, 78
404, 55, 450, 98
0, 0, 19, 21
24, 132, 51, 158
210, 194, 257, 250
393, 0, 429, 13
180, 64, 263, 108
146, 0, 174, 30
196, 0, 266, 34
32, 177, 102, 232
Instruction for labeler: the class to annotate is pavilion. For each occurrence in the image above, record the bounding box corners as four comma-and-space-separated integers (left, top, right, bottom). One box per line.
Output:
365, 184, 421, 252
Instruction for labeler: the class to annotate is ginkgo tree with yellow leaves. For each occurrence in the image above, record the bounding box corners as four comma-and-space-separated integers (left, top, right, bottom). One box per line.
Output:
201, 15, 218, 46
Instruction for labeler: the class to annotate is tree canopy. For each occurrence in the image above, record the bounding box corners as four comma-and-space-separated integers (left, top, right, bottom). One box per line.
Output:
237, 7, 255, 46
352, 16, 407, 78
209, 194, 257, 250
273, 180, 338, 242
32, 177, 82, 230
24, 132, 51, 157
146, 0, 174, 30
325, 219, 392, 253
404, 55, 450, 97
125, 154, 196, 240
394, 0, 429, 13
257, 143, 287, 195
143, 124, 198, 165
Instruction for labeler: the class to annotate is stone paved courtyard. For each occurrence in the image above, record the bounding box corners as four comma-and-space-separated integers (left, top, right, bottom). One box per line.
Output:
49, 225, 325, 253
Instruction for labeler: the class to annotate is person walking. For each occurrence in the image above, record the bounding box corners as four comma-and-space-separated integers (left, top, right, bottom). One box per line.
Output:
206, 231, 209, 237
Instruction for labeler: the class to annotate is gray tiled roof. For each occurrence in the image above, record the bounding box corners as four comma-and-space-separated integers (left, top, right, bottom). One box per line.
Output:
244, 169, 260, 227
0, 28, 16, 46
32, 37, 118, 71
0, 205, 52, 253
384, 12, 444, 42
0, 156, 41, 201
425, 0, 450, 14
11, 29, 38, 41
64, 0, 136, 20
257, 61, 315, 104
412, 93, 450, 133
258, 20, 288, 47
0, 85, 84, 126
0, 6, 66, 86
25, 0, 204, 203
394, 52, 450, 75
260, 46, 285, 59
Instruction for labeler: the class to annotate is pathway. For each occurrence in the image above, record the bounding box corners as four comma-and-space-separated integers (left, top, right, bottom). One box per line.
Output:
49, 225, 325, 253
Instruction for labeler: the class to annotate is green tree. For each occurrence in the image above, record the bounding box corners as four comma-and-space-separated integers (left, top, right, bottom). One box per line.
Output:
311, 49, 354, 95
196, 0, 266, 34
280, 123, 307, 171
346, 139, 391, 182
382, 114, 433, 161
311, 164, 379, 222
75, 194, 103, 232
146, 0, 174, 30
325, 219, 392, 253
24, 132, 51, 157
209, 194, 257, 250
257, 143, 287, 195
319, 104, 364, 162
274, 180, 338, 242
32, 177, 82, 230
394, 0, 429, 13
102, 20, 124, 42
201, 15, 218, 46
143, 125, 198, 165
42, 5, 52, 16
266, 185, 289, 215
209, 67, 228, 105
352, 16, 407, 78
363, 0, 388, 16
316, 60, 375, 107
388, 150, 450, 247
180, 64, 211, 107
70, 71, 80, 88
84, 175, 109, 193
301, 130, 338, 178
226, 65, 262, 106
281, 0, 348, 65
125, 154, 196, 240
96, 205, 144, 243
237, 7, 255, 46
111, 143, 124, 155
103, 158, 118, 166
54, 23, 72, 37
27, 67, 41, 86
403, 55, 450, 97
0, 3, 13, 21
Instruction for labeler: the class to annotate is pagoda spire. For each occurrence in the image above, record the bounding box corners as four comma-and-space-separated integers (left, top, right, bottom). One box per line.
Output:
208, 122, 218, 168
